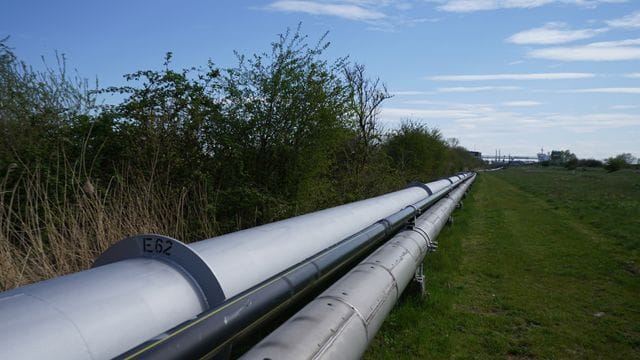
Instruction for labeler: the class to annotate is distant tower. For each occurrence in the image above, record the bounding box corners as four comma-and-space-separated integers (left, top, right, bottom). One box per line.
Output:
537, 147, 549, 162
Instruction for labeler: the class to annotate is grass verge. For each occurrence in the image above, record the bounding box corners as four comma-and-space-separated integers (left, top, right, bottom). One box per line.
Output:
365, 168, 640, 359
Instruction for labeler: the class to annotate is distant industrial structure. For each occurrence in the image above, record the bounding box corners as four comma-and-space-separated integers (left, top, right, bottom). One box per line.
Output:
481, 149, 538, 165
468, 151, 482, 161
474, 147, 578, 166
537, 148, 550, 162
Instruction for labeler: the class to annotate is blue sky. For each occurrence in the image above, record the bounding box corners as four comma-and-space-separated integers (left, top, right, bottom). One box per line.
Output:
2, 0, 639, 160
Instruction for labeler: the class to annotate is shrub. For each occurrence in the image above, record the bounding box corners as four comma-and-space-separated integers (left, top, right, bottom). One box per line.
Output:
578, 159, 603, 168
565, 157, 579, 170
604, 156, 626, 173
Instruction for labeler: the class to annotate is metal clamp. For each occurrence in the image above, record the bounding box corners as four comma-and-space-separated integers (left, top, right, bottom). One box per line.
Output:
407, 181, 433, 195
93, 234, 225, 308
414, 263, 425, 296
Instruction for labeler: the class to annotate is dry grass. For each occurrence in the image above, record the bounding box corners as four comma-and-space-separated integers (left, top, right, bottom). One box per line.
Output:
0, 159, 217, 291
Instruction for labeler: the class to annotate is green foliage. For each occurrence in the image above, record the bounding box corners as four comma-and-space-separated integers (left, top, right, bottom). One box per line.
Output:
603, 153, 636, 173
578, 158, 603, 168
383, 122, 480, 182
384, 120, 449, 181
343, 62, 390, 160
446, 142, 482, 173
330, 62, 398, 202
97, 52, 222, 186
218, 25, 350, 212
619, 152, 637, 165
605, 155, 627, 173
2, 27, 488, 281
549, 149, 576, 166
565, 157, 579, 170
0, 38, 95, 170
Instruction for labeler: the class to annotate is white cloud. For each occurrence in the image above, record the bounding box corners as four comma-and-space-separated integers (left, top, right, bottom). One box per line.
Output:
546, 113, 640, 129
611, 104, 640, 110
588, 38, 640, 47
435, 0, 625, 13
382, 105, 639, 143
529, 39, 640, 61
381, 107, 481, 120
607, 11, 640, 28
391, 90, 434, 96
436, 86, 521, 92
626, 73, 640, 78
502, 100, 543, 106
427, 72, 595, 81
266, 1, 386, 21
380, 101, 639, 159
569, 87, 640, 94
437, 0, 552, 12
382, 104, 639, 138
507, 22, 606, 45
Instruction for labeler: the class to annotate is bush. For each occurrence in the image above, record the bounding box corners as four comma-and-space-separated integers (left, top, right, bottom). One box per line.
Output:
384, 121, 448, 182
565, 157, 579, 170
578, 159, 603, 168
0, 29, 484, 290
604, 156, 626, 173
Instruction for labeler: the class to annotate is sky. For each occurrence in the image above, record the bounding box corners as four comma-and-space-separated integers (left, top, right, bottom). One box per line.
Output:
2, 0, 639, 160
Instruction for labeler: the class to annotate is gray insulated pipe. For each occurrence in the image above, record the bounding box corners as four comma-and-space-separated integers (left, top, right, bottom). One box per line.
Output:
0, 173, 471, 360
241, 175, 475, 360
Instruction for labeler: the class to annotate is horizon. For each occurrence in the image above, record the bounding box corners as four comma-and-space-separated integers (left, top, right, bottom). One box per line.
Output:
2, 0, 639, 160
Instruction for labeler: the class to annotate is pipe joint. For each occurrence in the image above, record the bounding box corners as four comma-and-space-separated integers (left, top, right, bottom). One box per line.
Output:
375, 218, 393, 235
406, 181, 433, 195
94, 234, 226, 309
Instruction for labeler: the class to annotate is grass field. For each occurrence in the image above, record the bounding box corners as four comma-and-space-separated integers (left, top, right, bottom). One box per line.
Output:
365, 167, 640, 359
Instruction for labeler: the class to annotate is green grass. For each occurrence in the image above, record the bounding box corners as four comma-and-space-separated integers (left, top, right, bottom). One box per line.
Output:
364, 167, 640, 359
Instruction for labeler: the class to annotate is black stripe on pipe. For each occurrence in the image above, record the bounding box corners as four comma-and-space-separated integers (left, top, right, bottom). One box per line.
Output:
412, 186, 455, 211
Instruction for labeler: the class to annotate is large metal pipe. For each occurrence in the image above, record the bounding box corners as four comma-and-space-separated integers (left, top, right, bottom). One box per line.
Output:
115, 176, 470, 360
0, 174, 471, 360
240, 175, 475, 360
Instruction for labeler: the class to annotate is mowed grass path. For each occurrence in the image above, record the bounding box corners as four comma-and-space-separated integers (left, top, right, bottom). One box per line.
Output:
365, 169, 639, 359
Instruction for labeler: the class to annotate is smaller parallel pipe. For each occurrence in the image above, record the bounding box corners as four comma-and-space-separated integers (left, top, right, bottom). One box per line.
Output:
240, 175, 475, 360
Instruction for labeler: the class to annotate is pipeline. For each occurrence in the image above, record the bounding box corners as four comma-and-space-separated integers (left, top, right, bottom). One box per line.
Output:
115, 175, 470, 359
0, 173, 471, 360
241, 175, 475, 360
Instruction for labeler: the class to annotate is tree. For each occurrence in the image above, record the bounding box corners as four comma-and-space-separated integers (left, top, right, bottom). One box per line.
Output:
604, 153, 635, 172
324, 63, 395, 201
343, 63, 391, 158
565, 157, 579, 170
577, 158, 603, 168
619, 153, 637, 165
446, 137, 460, 148
563, 150, 577, 163
446, 143, 482, 173
384, 120, 449, 182
97, 53, 222, 186
218, 24, 350, 211
0, 38, 95, 170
